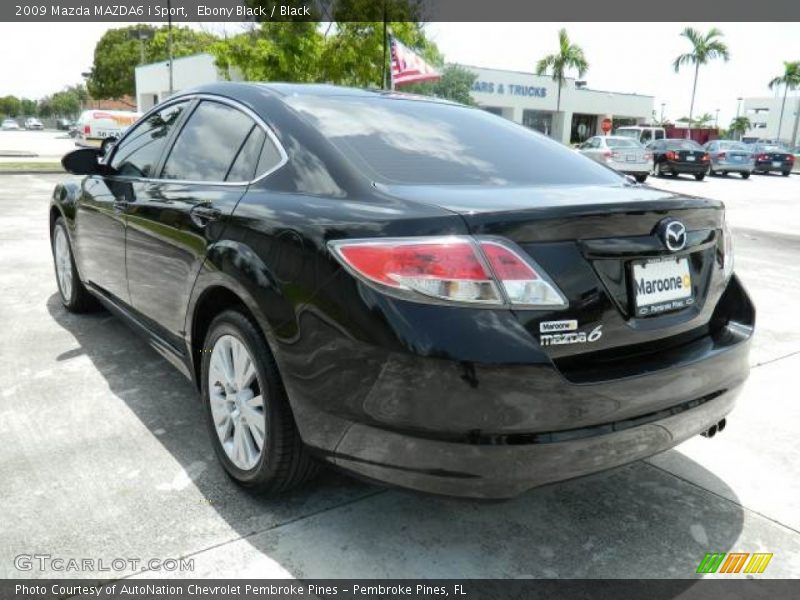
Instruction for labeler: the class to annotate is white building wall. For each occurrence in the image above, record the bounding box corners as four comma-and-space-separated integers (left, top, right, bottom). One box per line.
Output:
134, 53, 241, 113
466, 66, 654, 145
742, 96, 800, 145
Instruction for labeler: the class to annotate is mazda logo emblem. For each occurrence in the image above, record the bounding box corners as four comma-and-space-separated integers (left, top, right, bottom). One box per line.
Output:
657, 219, 687, 252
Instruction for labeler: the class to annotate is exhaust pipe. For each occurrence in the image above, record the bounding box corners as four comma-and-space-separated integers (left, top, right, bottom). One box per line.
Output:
702, 418, 727, 438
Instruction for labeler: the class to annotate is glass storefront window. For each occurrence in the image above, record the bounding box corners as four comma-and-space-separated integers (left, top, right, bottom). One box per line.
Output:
570, 113, 598, 144
522, 110, 553, 136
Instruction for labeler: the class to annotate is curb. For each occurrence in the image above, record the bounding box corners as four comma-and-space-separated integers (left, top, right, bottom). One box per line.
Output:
0, 170, 64, 175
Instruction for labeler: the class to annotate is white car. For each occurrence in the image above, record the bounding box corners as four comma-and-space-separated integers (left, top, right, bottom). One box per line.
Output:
24, 117, 44, 130
1, 118, 21, 131
75, 109, 140, 152
577, 135, 652, 183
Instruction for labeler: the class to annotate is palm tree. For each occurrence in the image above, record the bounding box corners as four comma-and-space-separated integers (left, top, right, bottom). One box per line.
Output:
768, 61, 800, 144
673, 28, 730, 138
535, 28, 588, 136
729, 116, 752, 140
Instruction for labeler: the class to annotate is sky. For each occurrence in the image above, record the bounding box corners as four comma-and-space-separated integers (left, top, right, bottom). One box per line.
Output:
0, 21, 797, 127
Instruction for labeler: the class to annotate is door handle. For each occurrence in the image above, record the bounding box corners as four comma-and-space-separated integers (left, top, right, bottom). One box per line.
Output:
190, 205, 222, 227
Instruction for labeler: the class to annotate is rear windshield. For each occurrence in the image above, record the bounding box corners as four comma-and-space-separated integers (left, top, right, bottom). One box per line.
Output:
758, 145, 785, 153
615, 129, 641, 139
286, 96, 623, 186
718, 142, 749, 151
606, 138, 641, 149
664, 139, 703, 151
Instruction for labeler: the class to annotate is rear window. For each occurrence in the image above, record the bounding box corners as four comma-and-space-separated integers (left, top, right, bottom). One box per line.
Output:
719, 142, 749, 151
606, 138, 641, 149
286, 96, 623, 186
664, 139, 703, 151
615, 129, 640, 139
759, 145, 784, 153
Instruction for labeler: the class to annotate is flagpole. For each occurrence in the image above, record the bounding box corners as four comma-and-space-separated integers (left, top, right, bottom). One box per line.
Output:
381, 3, 388, 90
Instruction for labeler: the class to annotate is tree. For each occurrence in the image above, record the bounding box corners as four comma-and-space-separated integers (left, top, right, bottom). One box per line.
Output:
0, 96, 21, 117
535, 28, 588, 120
678, 112, 714, 127
87, 25, 217, 100
729, 116, 752, 140
403, 64, 477, 104
673, 27, 729, 138
767, 61, 800, 144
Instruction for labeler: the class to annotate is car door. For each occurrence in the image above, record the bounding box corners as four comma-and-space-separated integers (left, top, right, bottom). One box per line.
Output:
582, 137, 602, 162
124, 98, 270, 349
73, 101, 190, 305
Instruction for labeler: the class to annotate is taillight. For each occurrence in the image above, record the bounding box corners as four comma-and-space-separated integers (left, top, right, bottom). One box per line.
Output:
702, 153, 710, 162
83, 124, 91, 135
721, 215, 734, 281
602, 150, 613, 160
328, 237, 568, 308
717, 152, 726, 160
645, 152, 653, 161
665, 150, 677, 161
788, 154, 795, 164
758, 153, 769, 161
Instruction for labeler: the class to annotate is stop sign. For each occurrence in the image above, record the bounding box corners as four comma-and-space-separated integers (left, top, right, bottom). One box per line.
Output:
601, 118, 613, 133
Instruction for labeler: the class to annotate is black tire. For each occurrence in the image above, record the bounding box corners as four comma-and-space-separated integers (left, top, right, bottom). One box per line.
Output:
670, 171, 679, 178
635, 174, 648, 183
694, 173, 705, 181
51, 217, 98, 312
741, 172, 750, 179
782, 171, 791, 177
201, 309, 318, 494
100, 137, 117, 155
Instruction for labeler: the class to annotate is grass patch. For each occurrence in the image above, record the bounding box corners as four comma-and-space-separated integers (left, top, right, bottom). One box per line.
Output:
0, 161, 63, 173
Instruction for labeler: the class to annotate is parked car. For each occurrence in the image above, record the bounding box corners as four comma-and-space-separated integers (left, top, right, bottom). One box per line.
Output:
1, 118, 20, 131
75, 109, 140, 153
702, 140, 754, 178
578, 135, 651, 182
56, 118, 73, 131
51, 83, 753, 499
615, 125, 666, 145
24, 117, 44, 130
648, 138, 710, 180
750, 143, 794, 176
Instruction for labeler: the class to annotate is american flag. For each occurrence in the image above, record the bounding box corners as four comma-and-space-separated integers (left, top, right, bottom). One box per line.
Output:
390, 36, 441, 88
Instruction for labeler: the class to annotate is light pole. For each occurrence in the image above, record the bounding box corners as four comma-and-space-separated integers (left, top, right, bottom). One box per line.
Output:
736, 97, 743, 140
660, 102, 665, 124
715, 108, 719, 129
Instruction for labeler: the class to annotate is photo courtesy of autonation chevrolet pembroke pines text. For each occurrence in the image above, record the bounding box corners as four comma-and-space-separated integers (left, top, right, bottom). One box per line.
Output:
0, 0, 799, 598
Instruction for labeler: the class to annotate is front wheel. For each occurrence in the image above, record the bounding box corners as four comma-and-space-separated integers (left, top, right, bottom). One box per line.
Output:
201, 309, 318, 494
634, 174, 648, 183
51, 218, 97, 312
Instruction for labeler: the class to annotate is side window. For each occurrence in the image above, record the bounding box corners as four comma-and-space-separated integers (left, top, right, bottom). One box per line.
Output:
255, 134, 283, 177
110, 101, 189, 178
162, 100, 255, 182
226, 127, 266, 182
655, 129, 665, 140
640, 129, 653, 144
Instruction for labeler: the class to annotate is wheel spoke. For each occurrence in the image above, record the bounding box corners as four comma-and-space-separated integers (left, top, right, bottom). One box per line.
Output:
240, 395, 265, 451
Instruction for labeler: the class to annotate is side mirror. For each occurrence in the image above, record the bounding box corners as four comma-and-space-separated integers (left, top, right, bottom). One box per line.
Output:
61, 148, 106, 175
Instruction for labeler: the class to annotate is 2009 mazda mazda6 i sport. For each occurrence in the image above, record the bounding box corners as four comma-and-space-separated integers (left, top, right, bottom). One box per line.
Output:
51, 83, 754, 498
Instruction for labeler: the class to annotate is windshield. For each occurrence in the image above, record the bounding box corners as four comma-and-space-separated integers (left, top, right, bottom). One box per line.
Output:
286, 96, 624, 186
614, 129, 641, 139
606, 138, 642, 149
664, 140, 703, 151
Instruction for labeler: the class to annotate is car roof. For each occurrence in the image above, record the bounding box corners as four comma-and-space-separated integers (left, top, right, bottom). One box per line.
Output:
176, 81, 460, 107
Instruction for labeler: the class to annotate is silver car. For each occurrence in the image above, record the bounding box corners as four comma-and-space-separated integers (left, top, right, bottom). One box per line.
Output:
703, 140, 754, 179
578, 135, 652, 182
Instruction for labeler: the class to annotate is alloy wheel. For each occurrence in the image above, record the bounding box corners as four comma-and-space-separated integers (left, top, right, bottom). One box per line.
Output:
54, 226, 73, 302
208, 334, 266, 470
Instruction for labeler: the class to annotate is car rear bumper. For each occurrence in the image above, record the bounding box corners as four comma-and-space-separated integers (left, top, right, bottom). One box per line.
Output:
712, 161, 753, 172
286, 275, 754, 498
754, 161, 792, 172
664, 161, 708, 174
609, 161, 650, 174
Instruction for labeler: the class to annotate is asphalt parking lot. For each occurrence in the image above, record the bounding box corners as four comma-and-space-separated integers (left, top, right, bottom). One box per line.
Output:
1, 172, 799, 580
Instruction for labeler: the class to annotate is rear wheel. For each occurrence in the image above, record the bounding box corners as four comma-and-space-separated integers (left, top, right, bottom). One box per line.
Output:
51, 218, 97, 312
694, 173, 705, 181
201, 309, 318, 494
782, 170, 791, 177
741, 172, 751, 179
634, 174, 648, 183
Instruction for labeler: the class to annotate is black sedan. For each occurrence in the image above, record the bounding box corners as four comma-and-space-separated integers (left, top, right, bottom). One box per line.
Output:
648, 138, 710, 180
751, 143, 794, 176
51, 83, 753, 498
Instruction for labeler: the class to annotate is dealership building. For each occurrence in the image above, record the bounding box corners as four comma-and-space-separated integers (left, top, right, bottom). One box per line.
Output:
741, 96, 800, 145
135, 55, 655, 145
466, 66, 654, 145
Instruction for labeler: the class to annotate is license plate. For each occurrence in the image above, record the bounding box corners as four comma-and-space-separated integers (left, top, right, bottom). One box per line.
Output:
773, 161, 782, 167
626, 154, 637, 162
732, 156, 741, 161
632, 257, 693, 316
686, 155, 695, 161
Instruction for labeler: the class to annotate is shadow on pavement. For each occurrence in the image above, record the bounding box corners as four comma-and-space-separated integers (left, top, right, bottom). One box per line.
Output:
46, 293, 744, 580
